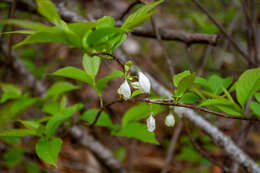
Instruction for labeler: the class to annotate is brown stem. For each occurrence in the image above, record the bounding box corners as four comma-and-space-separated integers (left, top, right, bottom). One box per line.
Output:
139, 98, 260, 122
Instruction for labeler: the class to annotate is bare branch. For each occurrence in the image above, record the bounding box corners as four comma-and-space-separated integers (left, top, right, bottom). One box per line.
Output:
192, 0, 255, 66
70, 126, 126, 173
2, 0, 219, 46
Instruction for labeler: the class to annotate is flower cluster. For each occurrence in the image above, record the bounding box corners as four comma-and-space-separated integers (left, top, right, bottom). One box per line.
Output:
117, 72, 151, 100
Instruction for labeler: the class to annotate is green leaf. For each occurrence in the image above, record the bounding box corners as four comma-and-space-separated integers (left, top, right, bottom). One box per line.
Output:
96, 70, 123, 93
42, 101, 61, 116
175, 73, 196, 97
250, 101, 260, 117
36, 0, 61, 25
122, 102, 167, 126
68, 22, 95, 39
199, 99, 234, 107
207, 75, 232, 95
173, 70, 191, 88
87, 27, 125, 52
0, 19, 50, 31
179, 92, 200, 103
122, 0, 163, 31
45, 103, 83, 137
52, 66, 94, 85
80, 109, 117, 130
3, 149, 24, 167
0, 96, 37, 126
14, 29, 68, 48
0, 83, 22, 103
36, 137, 62, 167
46, 81, 81, 98
82, 54, 101, 79
19, 120, 40, 129
95, 16, 115, 29
200, 99, 242, 116
115, 122, 159, 144
26, 162, 40, 173
236, 68, 260, 108
255, 92, 260, 103
0, 136, 21, 145
0, 129, 38, 137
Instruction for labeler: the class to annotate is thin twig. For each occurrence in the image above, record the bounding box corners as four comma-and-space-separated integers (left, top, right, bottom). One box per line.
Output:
92, 52, 125, 73
139, 98, 260, 122
192, 0, 254, 66
161, 121, 183, 173
151, 17, 175, 84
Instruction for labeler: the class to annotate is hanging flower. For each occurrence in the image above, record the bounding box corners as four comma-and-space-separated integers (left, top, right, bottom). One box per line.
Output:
117, 80, 131, 100
146, 113, 155, 132
165, 113, 175, 127
138, 72, 151, 94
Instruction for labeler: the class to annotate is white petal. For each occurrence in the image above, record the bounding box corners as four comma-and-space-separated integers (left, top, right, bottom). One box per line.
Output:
165, 113, 175, 127
146, 114, 155, 132
118, 80, 131, 100
138, 72, 151, 93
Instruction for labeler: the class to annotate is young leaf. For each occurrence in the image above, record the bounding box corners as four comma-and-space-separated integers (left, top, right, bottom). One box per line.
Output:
0, 129, 38, 137
255, 92, 260, 103
0, 19, 51, 31
179, 92, 200, 103
46, 81, 81, 98
122, 102, 167, 126
52, 66, 94, 85
121, 0, 163, 31
0, 83, 22, 103
45, 103, 83, 137
173, 70, 191, 88
250, 102, 260, 117
80, 109, 116, 130
82, 54, 101, 79
96, 70, 123, 93
114, 122, 159, 144
236, 68, 260, 108
42, 101, 61, 116
19, 120, 40, 130
14, 29, 68, 48
95, 16, 115, 29
175, 73, 196, 97
36, 137, 62, 167
36, 0, 61, 26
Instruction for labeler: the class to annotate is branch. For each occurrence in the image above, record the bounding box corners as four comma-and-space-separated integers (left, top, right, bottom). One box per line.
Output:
192, 0, 255, 66
113, 49, 260, 173
139, 98, 260, 122
2, 0, 219, 46
70, 126, 126, 173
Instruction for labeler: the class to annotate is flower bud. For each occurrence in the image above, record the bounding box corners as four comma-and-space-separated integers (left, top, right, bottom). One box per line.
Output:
165, 113, 175, 127
117, 80, 131, 100
138, 72, 151, 93
146, 113, 155, 132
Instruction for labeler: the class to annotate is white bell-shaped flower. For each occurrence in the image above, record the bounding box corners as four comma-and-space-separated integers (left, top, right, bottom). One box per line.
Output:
146, 113, 155, 132
117, 80, 131, 100
138, 72, 151, 94
165, 113, 175, 127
